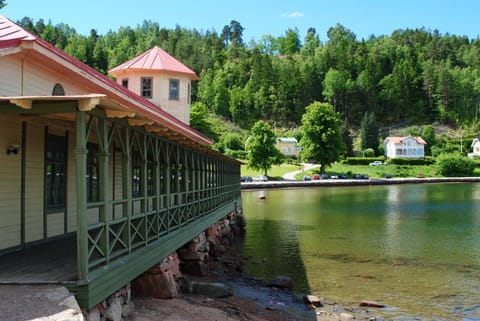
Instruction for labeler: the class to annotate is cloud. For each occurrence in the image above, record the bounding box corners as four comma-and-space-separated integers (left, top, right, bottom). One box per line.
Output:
281, 11, 305, 19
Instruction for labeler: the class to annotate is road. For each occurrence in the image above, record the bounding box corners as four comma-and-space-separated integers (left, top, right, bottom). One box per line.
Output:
282, 163, 320, 180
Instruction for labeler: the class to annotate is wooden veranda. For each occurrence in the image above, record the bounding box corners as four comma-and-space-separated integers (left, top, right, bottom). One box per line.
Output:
0, 100, 241, 309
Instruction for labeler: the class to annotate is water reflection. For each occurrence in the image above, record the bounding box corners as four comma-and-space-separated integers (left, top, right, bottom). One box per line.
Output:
239, 183, 480, 320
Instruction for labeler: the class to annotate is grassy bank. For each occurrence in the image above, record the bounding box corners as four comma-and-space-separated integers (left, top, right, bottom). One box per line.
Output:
241, 161, 480, 181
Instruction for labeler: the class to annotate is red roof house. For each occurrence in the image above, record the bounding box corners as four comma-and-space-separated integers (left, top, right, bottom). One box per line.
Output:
109, 46, 198, 124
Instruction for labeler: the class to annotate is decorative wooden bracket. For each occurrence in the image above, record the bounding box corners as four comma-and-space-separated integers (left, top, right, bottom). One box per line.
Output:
78, 97, 101, 111
145, 125, 168, 133
128, 118, 154, 126
104, 109, 136, 118
9, 99, 32, 109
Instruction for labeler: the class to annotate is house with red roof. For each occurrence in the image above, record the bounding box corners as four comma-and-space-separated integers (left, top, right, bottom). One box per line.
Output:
0, 14, 241, 311
109, 46, 198, 125
384, 136, 427, 158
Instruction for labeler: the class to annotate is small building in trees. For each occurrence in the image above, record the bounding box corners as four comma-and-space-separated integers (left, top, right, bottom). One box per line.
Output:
109, 46, 198, 125
468, 137, 480, 158
384, 136, 426, 158
276, 137, 301, 158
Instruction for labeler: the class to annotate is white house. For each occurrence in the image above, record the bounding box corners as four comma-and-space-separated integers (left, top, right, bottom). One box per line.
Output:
384, 136, 426, 158
468, 137, 480, 158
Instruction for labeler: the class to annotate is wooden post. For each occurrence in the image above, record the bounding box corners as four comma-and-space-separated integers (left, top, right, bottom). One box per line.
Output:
122, 126, 132, 252
98, 117, 111, 262
75, 111, 89, 280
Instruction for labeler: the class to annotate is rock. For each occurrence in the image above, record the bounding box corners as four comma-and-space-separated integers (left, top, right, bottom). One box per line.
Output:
104, 297, 122, 321
122, 301, 135, 318
303, 294, 323, 307
189, 281, 233, 298
132, 271, 179, 299
86, 306, 101, 321
266, 276, 293, 290
359, 300, 385, 308
60, 295, 82, 313
339, 312, 355, 320
235, 214, 247, 229
181, 260, 209, 276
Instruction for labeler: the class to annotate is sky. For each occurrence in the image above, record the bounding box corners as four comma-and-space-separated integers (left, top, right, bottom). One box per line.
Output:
1, 0, 479, 43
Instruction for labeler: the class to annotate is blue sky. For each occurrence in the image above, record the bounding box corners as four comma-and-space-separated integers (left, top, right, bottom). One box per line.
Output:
1, 0, 479, 42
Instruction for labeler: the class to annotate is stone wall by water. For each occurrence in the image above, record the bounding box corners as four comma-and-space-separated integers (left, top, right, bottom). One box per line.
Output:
85, 207, 245, 321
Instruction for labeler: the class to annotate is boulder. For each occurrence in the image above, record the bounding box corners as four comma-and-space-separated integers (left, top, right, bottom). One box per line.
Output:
104, 297, 122, 321
132, 271, 179, 299
359, 300, 385, 308
303, 294, 323, 307
266, 276, 293, 290
189, 281, 233, 298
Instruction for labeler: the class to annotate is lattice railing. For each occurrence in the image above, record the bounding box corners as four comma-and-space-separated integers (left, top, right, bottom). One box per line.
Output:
86, 183, 240, 270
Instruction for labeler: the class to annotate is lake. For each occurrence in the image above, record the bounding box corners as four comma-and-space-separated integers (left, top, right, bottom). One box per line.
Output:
238, 183, 480, 320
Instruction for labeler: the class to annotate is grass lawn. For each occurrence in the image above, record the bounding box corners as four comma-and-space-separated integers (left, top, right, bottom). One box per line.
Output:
240, 160, 480, 181
241, 162, 300, 180
295, 162, 441, 180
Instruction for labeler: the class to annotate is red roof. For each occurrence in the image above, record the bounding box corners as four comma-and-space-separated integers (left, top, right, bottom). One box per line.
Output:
0, 15, 35, 48
387, 136, 427, 145
0, 15, 212, 147
109, 46, 198, 80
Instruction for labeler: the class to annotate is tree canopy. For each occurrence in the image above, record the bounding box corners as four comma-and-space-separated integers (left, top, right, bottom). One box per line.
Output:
15, 16, 480, 136
245, 120, 283, 176
300, 102, 345, 173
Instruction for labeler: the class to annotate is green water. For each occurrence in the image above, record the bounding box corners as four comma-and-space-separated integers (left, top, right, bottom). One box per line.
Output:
238, 183, 480, 320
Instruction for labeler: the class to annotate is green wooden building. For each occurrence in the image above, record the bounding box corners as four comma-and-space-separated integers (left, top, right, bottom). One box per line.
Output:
0, 15, 241, 308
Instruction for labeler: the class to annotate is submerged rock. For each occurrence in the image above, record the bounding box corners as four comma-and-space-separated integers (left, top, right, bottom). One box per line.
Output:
189, 281, 233, 298
266, 276, 293, 290
359, 300, 385, 308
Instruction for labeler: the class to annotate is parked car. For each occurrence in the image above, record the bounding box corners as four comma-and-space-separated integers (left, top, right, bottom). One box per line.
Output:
384, 173, 392, 179
253, 175, 268, 182
240, 176, 252, 182
369, 161, 383, 166
312, 174, 321, 180
339, 173, 348, 179
330, 175, 339, 179
303, 175, 311, 181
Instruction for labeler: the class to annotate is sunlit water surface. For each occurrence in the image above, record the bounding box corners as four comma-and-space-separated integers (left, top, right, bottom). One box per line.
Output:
237, 183, 480, 320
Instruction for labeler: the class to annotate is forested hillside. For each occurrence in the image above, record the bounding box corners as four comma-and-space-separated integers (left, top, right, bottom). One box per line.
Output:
17, 17, 480, 132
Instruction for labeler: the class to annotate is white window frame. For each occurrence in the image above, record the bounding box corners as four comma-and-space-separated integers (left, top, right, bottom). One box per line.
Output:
169, 79, 179, 100
141, 77, 153, 98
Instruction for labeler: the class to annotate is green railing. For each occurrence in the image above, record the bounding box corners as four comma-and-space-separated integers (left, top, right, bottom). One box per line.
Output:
86, 184, 240, 270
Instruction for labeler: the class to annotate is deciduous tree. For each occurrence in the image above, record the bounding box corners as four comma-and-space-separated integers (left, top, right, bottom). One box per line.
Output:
300, 102, 345, 173
245, 120, 283, 176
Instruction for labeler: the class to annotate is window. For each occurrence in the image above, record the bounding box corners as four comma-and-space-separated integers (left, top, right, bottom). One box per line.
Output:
132, 152, 142, 198
141, 77, 152, 98
187, 83, 191, 104
87, 143, 99, 202
132, 151, 155, 197
45, 133, 67, 211
121, 78, 129, 89
52, 83, 65, 96
169, 79, 179, 100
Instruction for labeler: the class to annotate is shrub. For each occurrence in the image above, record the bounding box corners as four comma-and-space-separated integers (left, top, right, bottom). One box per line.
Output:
436, 154, 476, 177
224, 149, 247, 159
343, 157, 385, 165
362, 148, 375, 157
387, 157, 435, 166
